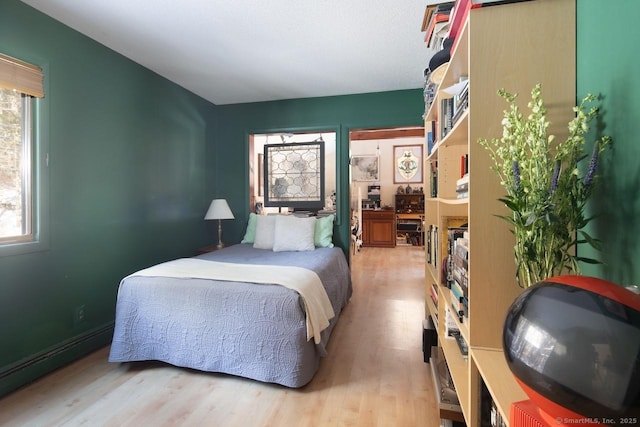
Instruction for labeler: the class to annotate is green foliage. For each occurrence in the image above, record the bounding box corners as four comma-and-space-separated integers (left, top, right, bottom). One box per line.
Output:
478, 84, 611, 288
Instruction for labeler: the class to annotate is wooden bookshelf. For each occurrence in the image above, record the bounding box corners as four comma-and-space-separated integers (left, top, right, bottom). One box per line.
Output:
423, 1, 576, 425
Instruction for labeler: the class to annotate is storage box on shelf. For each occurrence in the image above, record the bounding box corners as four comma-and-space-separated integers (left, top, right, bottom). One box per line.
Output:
422, 0, 575, 426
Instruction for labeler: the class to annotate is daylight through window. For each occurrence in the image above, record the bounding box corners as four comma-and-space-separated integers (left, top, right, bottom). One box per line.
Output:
0, 88, 33, 243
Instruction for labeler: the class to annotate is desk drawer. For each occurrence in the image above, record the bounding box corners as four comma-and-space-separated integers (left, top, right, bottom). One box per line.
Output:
363, 210, 394, 219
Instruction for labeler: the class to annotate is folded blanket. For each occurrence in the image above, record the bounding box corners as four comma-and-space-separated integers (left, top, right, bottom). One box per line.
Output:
122, 258, 335, 344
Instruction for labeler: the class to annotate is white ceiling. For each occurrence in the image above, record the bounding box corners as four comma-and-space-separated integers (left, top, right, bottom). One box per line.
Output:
20, 0, 439, 105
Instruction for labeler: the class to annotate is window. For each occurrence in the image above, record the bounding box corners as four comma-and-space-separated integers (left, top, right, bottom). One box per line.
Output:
263, 141, 325, 211
0, 53, 45, 250
250, 131, 337, 215
0, 89, 32, 243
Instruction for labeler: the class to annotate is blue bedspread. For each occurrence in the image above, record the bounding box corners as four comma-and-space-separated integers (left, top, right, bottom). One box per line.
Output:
108, 244, 352, 387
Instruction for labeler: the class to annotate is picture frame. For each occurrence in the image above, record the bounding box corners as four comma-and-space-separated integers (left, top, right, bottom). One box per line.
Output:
263, 141, 325, 210
394, 145, 423, 184
350, 155, 379, 182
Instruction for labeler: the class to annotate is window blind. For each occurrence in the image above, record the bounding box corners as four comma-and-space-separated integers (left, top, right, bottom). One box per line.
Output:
0, 53, 44, 98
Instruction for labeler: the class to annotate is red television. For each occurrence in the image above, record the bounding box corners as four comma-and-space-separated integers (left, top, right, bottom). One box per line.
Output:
503, 275, 640, 426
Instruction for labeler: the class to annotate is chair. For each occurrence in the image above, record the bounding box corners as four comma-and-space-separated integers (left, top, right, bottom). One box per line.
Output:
351, 212, 362, 255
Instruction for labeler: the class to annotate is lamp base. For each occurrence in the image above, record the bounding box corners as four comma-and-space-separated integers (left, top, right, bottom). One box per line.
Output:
216, 219, 226, 250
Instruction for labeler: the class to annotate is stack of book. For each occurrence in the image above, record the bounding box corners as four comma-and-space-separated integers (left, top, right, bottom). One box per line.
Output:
445, 306, 459, 338
451, 230, 469, 320
446, 226, 467, 286
422, 2, 455, 50
424, 70, 438, 115
426, 224, 439, 269
440, 97, 454, 139
481, 380, 508, 427
456, 174, 468, 199
445, 307, 468, 359
452, 77, 469, 123
430, 283, 439, 309
430, 160, 438, 197
441, 77, 469, 136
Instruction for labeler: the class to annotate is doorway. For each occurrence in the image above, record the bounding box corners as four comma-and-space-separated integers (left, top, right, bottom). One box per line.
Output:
348, 126, 425, 258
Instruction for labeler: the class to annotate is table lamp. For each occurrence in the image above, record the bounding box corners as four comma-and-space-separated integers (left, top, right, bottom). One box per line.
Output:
204, 199, 235, 248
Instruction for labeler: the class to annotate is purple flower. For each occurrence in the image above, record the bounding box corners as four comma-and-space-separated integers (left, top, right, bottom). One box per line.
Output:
583, 144, 599, 190
549, 160, 560, 195
513, 161, 521, 192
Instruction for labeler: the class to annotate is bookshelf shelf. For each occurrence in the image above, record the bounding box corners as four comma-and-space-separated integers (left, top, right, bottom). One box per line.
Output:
438, 197, 468, 206
427, 111, 469, 160
440, 334, 470, 420
472, 348, 527, 422
440, 283, 469, 343
425, 287, 438, 327
422, 1, 575, 426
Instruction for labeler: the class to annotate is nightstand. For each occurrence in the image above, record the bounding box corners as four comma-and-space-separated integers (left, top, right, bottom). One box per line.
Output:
196, 244, 222, 255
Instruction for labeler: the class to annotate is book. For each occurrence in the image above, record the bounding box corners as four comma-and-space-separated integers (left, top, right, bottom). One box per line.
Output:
450, 288, 461, 313
447, 0, 471, 40
446, 226, 467, 287
450, 1, 483, 53
424, 12, 451, 48
430, 283, 439, 307
422, 2, 454, 32
430, 160, 438, 197
460, 296, 468, 318
423, 2, 455, 48
445, 306, 459, 337
450, 330, 469, 358
426, 130, 434, 155
452, 233, 469, 291
440, 98, 455, 138
456, 173, 468, 191
451, 279, 467, 299
427, 225, 433, 263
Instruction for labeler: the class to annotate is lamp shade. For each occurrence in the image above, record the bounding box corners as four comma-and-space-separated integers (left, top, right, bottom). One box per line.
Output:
204, 199, 234, 220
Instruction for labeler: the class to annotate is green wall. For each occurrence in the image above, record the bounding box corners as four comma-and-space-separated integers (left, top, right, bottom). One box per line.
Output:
0, 0, 217, 396
0, 0, 425, 397
577, 0, 640, 287
214, 91, 425, 252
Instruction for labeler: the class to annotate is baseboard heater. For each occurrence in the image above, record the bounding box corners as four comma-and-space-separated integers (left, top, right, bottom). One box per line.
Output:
0, 323, 113, 381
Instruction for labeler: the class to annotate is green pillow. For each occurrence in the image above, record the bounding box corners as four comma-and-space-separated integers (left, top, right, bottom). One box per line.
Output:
314, 214, 335, 248
241, 213, 258, 244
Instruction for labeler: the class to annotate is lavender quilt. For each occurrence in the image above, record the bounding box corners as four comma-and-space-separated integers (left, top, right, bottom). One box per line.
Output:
108, 244, 352, 387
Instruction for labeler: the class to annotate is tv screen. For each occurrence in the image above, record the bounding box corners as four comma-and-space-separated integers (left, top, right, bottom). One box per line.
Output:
503, 276, 640, 421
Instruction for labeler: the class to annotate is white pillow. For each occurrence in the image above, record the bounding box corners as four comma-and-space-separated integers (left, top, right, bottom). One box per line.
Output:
273, 215, 317, 252
253, 215, 277, 250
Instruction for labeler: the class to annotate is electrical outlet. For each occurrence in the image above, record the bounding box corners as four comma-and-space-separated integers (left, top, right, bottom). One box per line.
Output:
73, 304, 86, 326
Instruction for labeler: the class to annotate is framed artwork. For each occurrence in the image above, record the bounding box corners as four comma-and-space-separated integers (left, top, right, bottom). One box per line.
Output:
263, 141, 325, 210
394, 145, 423, 184
350, 155, 379, 182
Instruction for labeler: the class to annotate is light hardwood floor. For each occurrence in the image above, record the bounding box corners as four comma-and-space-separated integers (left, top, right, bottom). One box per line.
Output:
0, 246, 440, 427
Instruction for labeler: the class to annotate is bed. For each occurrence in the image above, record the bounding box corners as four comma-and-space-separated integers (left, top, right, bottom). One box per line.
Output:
108, 214, 351, 388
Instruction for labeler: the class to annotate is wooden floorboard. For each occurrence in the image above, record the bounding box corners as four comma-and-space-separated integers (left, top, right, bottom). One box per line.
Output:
0, 246, 440, 426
